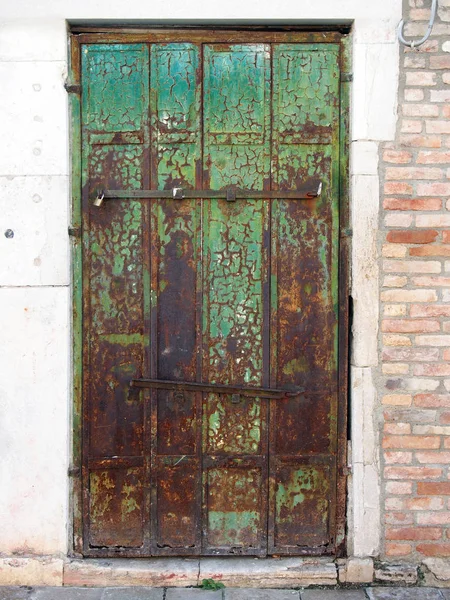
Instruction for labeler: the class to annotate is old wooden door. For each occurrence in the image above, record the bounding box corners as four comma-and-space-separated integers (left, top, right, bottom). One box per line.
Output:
75, 30, 348, 558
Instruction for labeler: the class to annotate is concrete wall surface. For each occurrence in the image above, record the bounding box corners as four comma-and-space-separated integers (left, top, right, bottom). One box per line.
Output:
0, 0, 402, 581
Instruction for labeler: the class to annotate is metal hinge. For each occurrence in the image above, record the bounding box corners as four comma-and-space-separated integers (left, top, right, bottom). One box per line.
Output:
68, 226, 81, 238
68, 465, 81, 478
64, 81, 81, 94
341, 73, 353, 82
339, 465, 352, 477
340, 227, 353, 238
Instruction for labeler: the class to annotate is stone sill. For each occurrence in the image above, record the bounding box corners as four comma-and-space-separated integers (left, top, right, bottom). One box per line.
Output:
0, 556, 432, 588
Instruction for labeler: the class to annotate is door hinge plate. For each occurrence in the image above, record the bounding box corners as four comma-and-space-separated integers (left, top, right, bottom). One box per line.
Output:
68, 226, 81, 238
64, 82, 81, 94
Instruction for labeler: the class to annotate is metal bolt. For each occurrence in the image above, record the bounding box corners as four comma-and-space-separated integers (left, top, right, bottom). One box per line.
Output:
4, 229, 14, 239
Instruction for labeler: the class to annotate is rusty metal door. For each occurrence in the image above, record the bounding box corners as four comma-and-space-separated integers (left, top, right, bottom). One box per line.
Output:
75, 30, 349, 558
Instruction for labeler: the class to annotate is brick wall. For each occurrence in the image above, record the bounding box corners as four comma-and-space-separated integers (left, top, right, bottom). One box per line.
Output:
381, 0, 450, 560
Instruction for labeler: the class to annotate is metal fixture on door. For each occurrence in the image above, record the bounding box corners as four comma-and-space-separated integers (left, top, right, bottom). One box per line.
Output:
92, 183, 323, 206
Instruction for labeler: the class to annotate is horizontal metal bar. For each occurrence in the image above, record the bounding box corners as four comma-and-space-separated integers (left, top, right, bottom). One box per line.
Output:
99, 183, 322, 201
130, 378, 305, 399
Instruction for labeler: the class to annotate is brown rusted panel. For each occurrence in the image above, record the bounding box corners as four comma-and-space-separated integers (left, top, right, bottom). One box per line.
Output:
82, 43, 150, 555
268, 44, 341, 554
205, 394, 266, 456
89, 340, 144, 457
204, 461, 267, 555
274, 393, 332, 455
272, 461, 334, 551
150, 43, 202, 555
155, 459, 200, 550
156, 390, 197, 455
89, 467, 144, 548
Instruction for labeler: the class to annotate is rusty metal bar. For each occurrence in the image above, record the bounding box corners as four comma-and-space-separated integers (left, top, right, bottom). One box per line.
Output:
94, 183, 322, 205
131, 378, 305, 399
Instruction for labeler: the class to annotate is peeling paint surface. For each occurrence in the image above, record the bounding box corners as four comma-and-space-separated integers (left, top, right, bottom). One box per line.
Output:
81, 35, 344, 557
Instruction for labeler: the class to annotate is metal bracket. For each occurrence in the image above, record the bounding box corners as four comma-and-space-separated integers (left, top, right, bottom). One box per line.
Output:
64, 81, 81, 94
340, 228, 353, 238
341, 73, 353, 82
226, 188, 237, 202
68, 226, 81, 238
172, 187, 185, 200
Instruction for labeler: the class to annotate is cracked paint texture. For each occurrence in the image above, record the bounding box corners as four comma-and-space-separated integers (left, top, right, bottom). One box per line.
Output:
81, 40, 342, 557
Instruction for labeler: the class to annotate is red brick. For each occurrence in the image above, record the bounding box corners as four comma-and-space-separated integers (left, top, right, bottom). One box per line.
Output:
382, 347, 439, 362
384, 437, 441, 450
385, 182, 414, 195
411, 305, 450, 317
381, 289, 437, 302
384, 408, 437, 424
416, 451, 450, 464
401, 120, 423, 134
417, 215, 450, 227
386, 542, 412, 557
386, 527, 442, 540
440, 413, 450, 425
386, 512, 414, 525
399, 134, 441, 148
383, 150, 413, 163
406, 39, 438, 53
403, 104, 439, 118
384, 466, 442, 479
405, 89, 424, 101
443, 105, 450, 118
417, 182, 450, 196
384, 423, 411, 435
430, 56, 450, 69
410, 8, 434, 21
386, 230, 438, 244
426, 121, 450, 134
384, 451, 413, 463
386, 497, 405, 511
411, 246, 450, 257
418, 482, 450, 495
444, 349, 450, 360
383, 259, 441, 273
406, 497, 444, 510
386, 481, 413, 495
385, 214, 413, 228
418, 151, 450, 164
418, 512, 450, 525
445, 439, 450, 449
417, 544, 450, 556
415, 364, 450, 377
405, 72, 436, 86
386, 167, 442, 180
383, 198, 442, 211
444, 232, 450, 243
382, 320, 439, 333
414, 394, 450, 408
412, 276, 450, 287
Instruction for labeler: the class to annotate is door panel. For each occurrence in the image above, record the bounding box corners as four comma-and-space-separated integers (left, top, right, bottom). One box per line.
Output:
79, 35, 346, 557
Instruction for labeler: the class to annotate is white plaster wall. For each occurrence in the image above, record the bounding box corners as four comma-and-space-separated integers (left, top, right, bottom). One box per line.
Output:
0, 0, 402, 560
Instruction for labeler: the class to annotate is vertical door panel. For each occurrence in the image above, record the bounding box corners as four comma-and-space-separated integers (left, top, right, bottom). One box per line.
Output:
202, 44, 271, 555
82, 44, 150, 552
89, 467, 144, 548
150, 44, 202, 553
269, 44, 340, 554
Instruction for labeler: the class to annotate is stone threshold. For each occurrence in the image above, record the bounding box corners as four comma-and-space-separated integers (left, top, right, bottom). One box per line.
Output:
0, 556, 424, 588
64, 557, 338, 588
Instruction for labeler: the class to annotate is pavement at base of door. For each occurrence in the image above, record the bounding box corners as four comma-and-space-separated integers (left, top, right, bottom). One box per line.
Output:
1, 588, 450, 600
